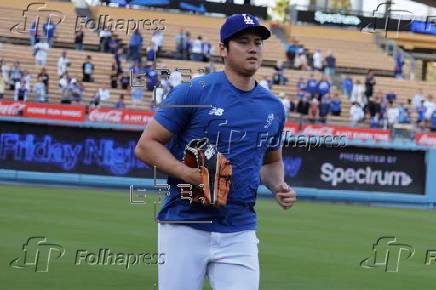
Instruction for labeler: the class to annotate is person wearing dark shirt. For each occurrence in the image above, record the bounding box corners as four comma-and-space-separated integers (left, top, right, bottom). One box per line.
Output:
111, 69, 118, 89
82, 55, 94, 82
364, 71, 376, 98
305, 74, 318, 98
75, 30, 84, 50
146, 43, 156, 61
297, 96, 310, 116
144, 62, 158, 92
108, 35, 119, 54
128, 29, 143, 62
416, 99, 426, 128
120, 71, 130, 90
318, 96, 331, 123
330, 93, 342, 116
324, 52, 336, 76
367, 96, 381, 118
394, 53, 405, 79
37, 67, 49, 94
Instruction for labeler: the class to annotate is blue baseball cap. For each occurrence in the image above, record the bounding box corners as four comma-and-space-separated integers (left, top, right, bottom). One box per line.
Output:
220, 14, 271, 43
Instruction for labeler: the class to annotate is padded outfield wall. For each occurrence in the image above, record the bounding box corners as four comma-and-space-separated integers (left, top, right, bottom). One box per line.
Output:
0, 118, 435, 209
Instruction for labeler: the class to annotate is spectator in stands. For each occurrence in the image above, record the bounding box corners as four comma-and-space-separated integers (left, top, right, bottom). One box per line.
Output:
114, 47, 123, 75
89, 91, 101, 107
131, 87, 143, 102
82, 55, 94, 82
75, 30, 84, 50
58, 51, 69, 76
144, 62, 158, 92
324, 51, 336, 76
317, 76, 331, 100
385, 91, 397, 103
205, 60, 216, 74
33, 76, 47, 102
120, 70, 130, 90
115, 94, 126, 109
294, 48, 308, 71
59, 73, 72, 103
364, 71, 376, 99
145, 42, 157, 62
175, 27, 187, 60
43, 18, 56, 47
413, 88, 426, 108
350, 102, 364, 128
424, 95, 435, 128
29, 21, 38, 47
1, 60, 10, 90
169, 69, 182, 89
386, 101, 400, 129
23, 71, 32, 93
111, 68, 118, 89
295, 77, 305, 99
330, 93, 342, 116
14, 77, 28, 101
128, 29, 143, 62
318, 95, 330, 123
107, 35, 119, 54
312, 49, 323, 71
9, 61, 22, 91
151, 31, 164, 56
431, 111, 436, 132
367, 96, 381, 121
202, 38, 213, 62
38, 67, 49, 94
297, 95, 310, 122
99, 29, 112, 52
71, 80, 84, 103
259, 75, 270, 91
0, 71, 4, 99
342, 75, 353, 99
305, 74, 318, 99
34, 38, 50, 66
394, 52, 405, 79
273, 60, 288, 85
351, 79, 365, 107
97, 87, 110, 101
285, 40, 298, 68
398, 102, 410, 124
416, 99, 427, 130
309, 97, 319, 123
191, 36, 203, 62
279, 92, 290, 119
185, 31, 193, 61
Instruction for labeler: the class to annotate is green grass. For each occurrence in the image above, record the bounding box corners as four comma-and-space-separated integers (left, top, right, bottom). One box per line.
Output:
1, 184, 436, 290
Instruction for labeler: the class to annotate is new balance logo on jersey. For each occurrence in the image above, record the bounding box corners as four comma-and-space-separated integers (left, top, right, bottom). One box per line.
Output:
242, 14, 255, 25
209, 107, 224, 116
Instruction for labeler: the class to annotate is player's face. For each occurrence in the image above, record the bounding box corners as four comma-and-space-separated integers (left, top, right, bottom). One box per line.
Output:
222, 32, 263, 77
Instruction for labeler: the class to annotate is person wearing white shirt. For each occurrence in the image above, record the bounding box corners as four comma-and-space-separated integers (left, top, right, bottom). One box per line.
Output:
386, 101, 400, 128
33, 77, 47, 102
191, 36, 203, 61
279, 92, 290, 118
34, 38, 50, 66
424, 95, 435, 120
151, 31, 164, 52
57, 51, 69, 76
169, 70, 182, 88
351, 79, 366, 107
312, 49, 323, 71
350, 102, 364, 127
413, 88, 426, 108
98, 88, 110, 101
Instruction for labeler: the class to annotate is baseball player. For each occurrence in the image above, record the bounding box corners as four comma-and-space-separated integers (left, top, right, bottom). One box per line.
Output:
135, 13, 297, 290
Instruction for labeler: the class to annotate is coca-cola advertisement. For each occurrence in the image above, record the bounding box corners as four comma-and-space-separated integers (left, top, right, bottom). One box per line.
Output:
88, 108, 154, 127
416, 133, 436, 147
0, 100, 86, 122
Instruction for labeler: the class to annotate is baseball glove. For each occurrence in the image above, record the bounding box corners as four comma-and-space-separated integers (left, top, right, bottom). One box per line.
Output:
181, 137, 232, 207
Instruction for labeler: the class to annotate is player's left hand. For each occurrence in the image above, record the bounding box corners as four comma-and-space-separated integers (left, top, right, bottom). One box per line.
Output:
272, 183, 297, 210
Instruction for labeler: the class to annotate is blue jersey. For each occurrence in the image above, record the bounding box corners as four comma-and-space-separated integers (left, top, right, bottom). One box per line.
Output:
43, 23, 56, 38
153, 71, 285, 233
306, 79, 318, 94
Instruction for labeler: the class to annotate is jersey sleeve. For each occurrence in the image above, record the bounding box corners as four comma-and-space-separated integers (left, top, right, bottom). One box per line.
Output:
152, 83, 196, 135
267, 104, 285, 152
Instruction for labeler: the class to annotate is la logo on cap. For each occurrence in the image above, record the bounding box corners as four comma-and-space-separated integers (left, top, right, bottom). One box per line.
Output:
242, 14, 254, 25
